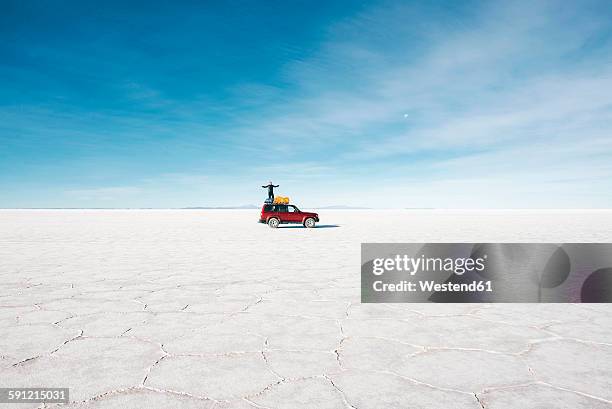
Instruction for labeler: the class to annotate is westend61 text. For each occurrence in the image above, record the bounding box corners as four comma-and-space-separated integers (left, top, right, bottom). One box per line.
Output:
373, 280, 493, 292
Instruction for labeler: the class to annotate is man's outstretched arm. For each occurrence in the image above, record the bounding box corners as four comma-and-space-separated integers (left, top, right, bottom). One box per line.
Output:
273, 185, 279, 187
262, 185, 268, 188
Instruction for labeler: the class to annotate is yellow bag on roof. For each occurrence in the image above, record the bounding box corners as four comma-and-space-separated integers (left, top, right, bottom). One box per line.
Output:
273, 196, 290, 204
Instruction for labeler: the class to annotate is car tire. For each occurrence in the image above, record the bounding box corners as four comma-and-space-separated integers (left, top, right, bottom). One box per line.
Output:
268, 218, 280, 228
304, 218, 316, 228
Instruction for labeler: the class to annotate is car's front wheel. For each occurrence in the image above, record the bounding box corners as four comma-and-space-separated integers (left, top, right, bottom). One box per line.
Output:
304, 218, 316, 228
268, 218, 280, 228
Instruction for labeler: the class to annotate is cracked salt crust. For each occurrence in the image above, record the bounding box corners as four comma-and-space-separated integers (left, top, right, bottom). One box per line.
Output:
480, 383, 611, 409
525, 339, 612, 401
145, 353, 279, 401
0, 209, 611, 408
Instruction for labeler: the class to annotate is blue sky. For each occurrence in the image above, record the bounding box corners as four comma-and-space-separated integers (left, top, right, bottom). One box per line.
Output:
1, 0, 611, 208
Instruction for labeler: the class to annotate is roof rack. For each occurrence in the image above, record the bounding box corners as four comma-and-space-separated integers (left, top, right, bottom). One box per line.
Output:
264, 197, 290, 205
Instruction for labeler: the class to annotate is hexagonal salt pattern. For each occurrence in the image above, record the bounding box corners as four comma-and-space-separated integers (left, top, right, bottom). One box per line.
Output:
1, 209, 611, 408
52, 389, 216, 409
525, 340, 612, 401
1, 337, 164, 402
480, 384, 610, 409
145, 354, 279, 400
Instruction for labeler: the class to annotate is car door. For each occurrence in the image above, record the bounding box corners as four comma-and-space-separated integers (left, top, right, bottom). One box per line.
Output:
274, 204, 288, 222
287, 205, 302, 223
268, 204, 280, 221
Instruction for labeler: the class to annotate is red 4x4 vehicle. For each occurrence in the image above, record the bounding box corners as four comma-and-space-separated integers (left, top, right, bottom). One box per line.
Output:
259, 204, 319, 228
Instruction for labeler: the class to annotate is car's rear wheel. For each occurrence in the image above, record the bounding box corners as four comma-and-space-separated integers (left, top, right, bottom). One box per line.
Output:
304, 218, 316, 228
268, 218, 280, 228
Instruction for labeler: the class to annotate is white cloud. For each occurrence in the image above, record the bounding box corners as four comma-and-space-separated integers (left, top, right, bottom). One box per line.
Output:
216, 1, 612, 207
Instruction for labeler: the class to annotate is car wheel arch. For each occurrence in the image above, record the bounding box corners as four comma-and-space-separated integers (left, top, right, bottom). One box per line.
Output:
267, 217, 280, 228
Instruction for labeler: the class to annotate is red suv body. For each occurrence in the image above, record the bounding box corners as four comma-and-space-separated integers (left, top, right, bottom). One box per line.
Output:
259, 204, 319, 228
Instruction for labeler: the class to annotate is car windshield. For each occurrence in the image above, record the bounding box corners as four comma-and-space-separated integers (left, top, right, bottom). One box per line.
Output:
291, 206, 300, 212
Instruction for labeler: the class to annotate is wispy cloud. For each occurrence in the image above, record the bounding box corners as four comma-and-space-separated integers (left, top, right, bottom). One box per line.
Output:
2, 0, 611, 207
207, 1, 612, 206
230, 1, 612, 152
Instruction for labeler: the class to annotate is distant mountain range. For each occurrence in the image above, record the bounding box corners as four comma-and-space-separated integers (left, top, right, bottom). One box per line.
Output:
182, 204, 259, 209
182, 204, 371, 210
314, 205, 372, 209
5, 204, 373, 210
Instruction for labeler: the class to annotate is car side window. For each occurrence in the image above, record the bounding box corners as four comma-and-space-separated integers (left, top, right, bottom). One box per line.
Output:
264, 205, 272, 212
288, 206, 298, 213
277, 205, 288, 213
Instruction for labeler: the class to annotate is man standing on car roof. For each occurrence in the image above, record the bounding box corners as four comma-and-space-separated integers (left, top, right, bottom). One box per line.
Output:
262, 181, 279, 201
